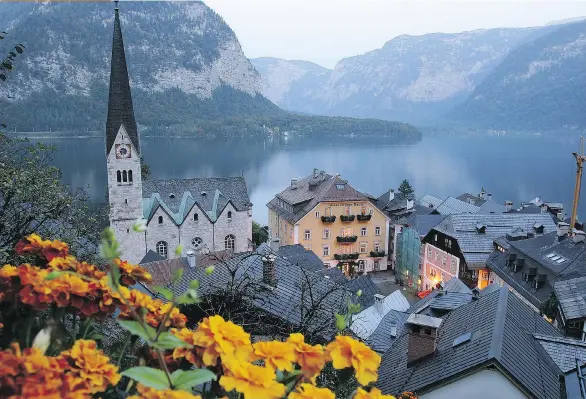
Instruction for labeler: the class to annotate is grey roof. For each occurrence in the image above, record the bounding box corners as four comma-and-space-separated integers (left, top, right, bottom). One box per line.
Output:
509, 204, 546, 215
365, 310, 409, 353
406, 313, 443, 328
106, 6, 139, 154
434, 196, 480, 215
535, 334, 586, 373
345, 275, 382, 309
377, 288, 563, 398
403, 214, 446, 238
478, 200, 507, 214
418, 195, 443, 209
479, 282, 501, 296
376, 190, 414, 213
555, 276, 586, 321
142, 177, 251, 225
316, 267, 348, 284
456, 193, 487, 206
408, 279, 473, 316
276, 244, 326, 273
267, 171, 368, 224
139, 250, 165, 265
432, 213, 558, 267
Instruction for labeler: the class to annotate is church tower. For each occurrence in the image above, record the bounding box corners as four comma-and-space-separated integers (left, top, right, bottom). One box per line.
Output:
105, 4, 144, 263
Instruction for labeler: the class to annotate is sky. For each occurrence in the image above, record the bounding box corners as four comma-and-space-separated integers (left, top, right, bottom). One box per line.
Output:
204, 0, 586, 68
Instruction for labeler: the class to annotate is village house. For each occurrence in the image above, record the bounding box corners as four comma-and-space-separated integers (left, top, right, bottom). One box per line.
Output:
267, 170, 390, 275
104, 7, 252, 263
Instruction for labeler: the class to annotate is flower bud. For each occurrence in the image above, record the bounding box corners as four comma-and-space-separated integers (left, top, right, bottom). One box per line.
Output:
205, 265, 215, 275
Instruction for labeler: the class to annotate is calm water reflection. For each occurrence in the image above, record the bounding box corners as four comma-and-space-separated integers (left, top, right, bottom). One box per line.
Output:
40, 134, 582, 224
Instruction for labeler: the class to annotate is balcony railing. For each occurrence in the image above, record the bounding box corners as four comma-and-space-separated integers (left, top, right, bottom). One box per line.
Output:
334, 253, 360, 261
340, 215, 355, 222
321, 216, 336, 223
357, 214, 372, 221
370, 250, 386, 258
336, 235, 358, 243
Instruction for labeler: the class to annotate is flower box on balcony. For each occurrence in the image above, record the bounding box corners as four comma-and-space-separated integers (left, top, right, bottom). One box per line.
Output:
370, 250, 386, 258
357, 214, 372, 221
334, 253, 360, 261
321, 216, 336, 223
340, 215, 355, 222
336, 235, 358, 243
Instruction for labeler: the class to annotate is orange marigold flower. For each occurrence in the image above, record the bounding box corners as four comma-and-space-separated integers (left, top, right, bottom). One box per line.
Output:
252, 340, 296, 372
286, 333, 326, 380
325, 335, 381, 386
289, 383, 335, 399
192, 315, 252, 366
113, 258, 152, 285
15, 233, 69, 261
0, 264, 18, 279
127, 384, 202, 399
220, 357, 285, 399
353, 387, 397, 399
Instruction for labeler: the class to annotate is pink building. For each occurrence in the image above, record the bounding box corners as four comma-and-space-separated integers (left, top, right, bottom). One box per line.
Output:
421, 243, 461, 290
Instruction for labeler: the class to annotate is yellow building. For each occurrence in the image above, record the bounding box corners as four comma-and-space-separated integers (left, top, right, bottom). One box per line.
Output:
267, 169, 390, 275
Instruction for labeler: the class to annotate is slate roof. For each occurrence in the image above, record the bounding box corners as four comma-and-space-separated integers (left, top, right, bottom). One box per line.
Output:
267, 171, 368, 224
106, 7, 139, 154
403, 214, 446, 238
478, 200, 507, 214
345, 275, 382, 309
350, 290, 410, 340
142, 177, 251, 225
509, 203, 547, 215
376, 190, 414, 213
434, 196, 480, 215
535, 334, 586, 373
365, 310, 409, 353
274, 244, 326, 273
555, 276, 586, 321
456, 193, 487, 206
408, 279, 473, 317
377, 288, 564, 398
316, 267, 348, 284
432, 213, 558, 267
418, 195, 443, 209
139, 250, 164, 265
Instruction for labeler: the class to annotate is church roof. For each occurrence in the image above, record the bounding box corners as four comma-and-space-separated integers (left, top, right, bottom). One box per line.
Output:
106, 6, 139, 154
142, 177, 251, 225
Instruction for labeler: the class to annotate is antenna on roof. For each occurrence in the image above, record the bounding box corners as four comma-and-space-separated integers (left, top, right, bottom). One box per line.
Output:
114, 0, 119, 10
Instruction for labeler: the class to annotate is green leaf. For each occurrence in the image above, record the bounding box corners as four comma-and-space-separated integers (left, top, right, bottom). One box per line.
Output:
121, 367, 170, 390
153, 285, 173, 301
335, 313, 347, 332
152, 331, 192, 350
176, 288, 200, 305
172, 369, 216, 391
117, 320, 155, 342
189, 279, 200, 290
172, 268, 183, 283
45, 271, 65, 280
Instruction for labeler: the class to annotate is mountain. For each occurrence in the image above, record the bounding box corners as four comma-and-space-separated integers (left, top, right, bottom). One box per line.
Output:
450, 21, 586, 131
0, 2, 420, 141
250, 57, 330, 114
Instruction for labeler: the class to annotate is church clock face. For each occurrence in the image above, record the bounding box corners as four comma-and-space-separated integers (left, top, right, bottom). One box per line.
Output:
115, 144, 131, 159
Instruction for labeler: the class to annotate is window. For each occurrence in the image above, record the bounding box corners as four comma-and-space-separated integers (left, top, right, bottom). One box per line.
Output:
442, 255, 447, 266
158, 216, 163, 224
341, 245, 353, 254
345, 206, 351, 216
369, 208, 374, 215
361, 205, 367, 215
360, 242, 367, 253
430, 267, 437, 277
375, 226, 381, 236
323, 245, 330, 257
122, 170, 128, 182
125, 199, 128, 204
191, 237, 203, 250
374, 242, 381, 252
341, 228, 353, 237
225, 234, 235, 250
374, 261, 380, 271
427, 247, 432, 258
358, 260, 365, 272
156, 241, 168, 258
451, 259, 457, 273
194, 213, 198, 221
361, 227, 367, 236
435, 252, 439, 261
304, 230, 311, 240
116, 170, 121, 183
434, 234, 438, 242
227, 211, 232, 220
325, 207, 332, 217
315, 211, 320, 218
323, 229, 330, 239
128, 170, 133, 183
444, 238, 451, 248
336, 184, 346, 190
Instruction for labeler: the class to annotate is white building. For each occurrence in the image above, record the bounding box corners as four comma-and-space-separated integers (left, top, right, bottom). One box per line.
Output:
105, 6, 252, 264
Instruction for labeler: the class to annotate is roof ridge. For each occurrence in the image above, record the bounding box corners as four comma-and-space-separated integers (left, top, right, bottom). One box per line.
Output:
488, 288, 508, 360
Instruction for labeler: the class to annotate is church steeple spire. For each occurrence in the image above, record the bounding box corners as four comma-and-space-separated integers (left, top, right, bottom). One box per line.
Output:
106, 3, 139, 155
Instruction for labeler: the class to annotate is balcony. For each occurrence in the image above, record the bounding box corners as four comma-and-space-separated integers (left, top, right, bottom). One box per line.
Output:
336, 235, 358, 244
370, 250, 386, 258
356, 214, 372, 221
321, 215, 336, 223
340, 215, 355, 222
334, 253, 359, 261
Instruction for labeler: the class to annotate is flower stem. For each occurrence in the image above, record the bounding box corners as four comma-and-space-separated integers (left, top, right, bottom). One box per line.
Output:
81, 317, 93, 339
155, 348, 174, 388
117, 333, 131, 366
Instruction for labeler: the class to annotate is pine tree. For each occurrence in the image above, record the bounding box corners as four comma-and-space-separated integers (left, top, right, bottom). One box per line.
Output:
398, 179, 414, 196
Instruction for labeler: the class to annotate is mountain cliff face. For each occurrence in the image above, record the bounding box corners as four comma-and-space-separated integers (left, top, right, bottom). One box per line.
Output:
450, 21, 586, 130
250, 57, 330, 114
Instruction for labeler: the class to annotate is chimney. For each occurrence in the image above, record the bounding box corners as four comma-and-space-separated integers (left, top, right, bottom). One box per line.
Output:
557, 222, 570, 238
487, 193, 492, 201
389, 189, 395, 202
261, 254, 277, 286
573, 230, 586, 244
374, 294, 385, 313
390, 321, 398, 338
186, 250, 196, 268
479, 188, 486, 200
406, 313, 442, 364
406, 199, 414, 210
290, 178, 298, 189
505, 200, 513, 212
313, 168, 319, 178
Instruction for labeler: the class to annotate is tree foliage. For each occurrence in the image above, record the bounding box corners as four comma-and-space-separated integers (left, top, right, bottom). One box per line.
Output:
398, 179, 414, 196
252, 221, 269, 247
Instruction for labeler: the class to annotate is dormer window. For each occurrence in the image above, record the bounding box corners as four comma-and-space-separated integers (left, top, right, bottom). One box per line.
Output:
476, 223, 486, 234
336, 184, 346, 190
169, 193, 175, 199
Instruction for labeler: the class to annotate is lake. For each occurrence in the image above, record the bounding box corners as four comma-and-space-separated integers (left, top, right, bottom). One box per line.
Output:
37, 133, 583, 225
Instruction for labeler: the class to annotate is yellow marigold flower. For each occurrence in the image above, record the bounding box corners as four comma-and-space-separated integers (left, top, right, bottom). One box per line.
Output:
0, 264, 18, 278
353, 387, 397, 399
127, 384, 202, 399
47, 255, 77, 270
220, 357, 285, 399
289, 383, 335, 399
286, 333, 326, 380
15, 233, 69, 261
252, 340, 297, 372
193, 315, 252, 366
325, 335, 381, 386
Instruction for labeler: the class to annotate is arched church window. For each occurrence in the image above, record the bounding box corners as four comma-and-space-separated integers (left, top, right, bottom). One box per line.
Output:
117, 170, 121, 183
156, 241, 168, 258
225, 234, 235, 250
122, 170, 128, 182
227, 211, 232, 219
128, 170, 133, 183
158, 216, 163, 224
194, 213, 198, 221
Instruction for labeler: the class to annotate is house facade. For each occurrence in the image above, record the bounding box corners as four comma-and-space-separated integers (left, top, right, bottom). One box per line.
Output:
267, 170, 390, 275
105, 6, 252, 264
